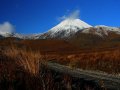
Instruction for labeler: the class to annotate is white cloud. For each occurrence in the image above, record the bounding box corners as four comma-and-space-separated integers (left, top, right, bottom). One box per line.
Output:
58, 10, 80, 21
68, 10, 80, 19
57, 15, 67, 21
0, 22, 15, 34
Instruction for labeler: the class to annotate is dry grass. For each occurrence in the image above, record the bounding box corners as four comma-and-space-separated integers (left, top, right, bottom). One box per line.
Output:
0, 46, 46, 90
3, 46, 43, 76
0, 46, 102, 90
0, 42, 119, 89
66, 50, 120, 74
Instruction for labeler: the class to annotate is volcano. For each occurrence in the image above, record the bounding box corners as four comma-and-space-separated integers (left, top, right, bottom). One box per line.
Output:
39, 18, 92, 39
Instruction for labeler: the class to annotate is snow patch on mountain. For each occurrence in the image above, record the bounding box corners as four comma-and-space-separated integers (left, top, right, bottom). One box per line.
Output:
82, 25, 120, 36
95, 25, 120, 33
13, 33, 42, 39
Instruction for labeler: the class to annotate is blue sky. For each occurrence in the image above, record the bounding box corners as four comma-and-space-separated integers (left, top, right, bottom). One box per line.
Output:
0, 0, 120, 34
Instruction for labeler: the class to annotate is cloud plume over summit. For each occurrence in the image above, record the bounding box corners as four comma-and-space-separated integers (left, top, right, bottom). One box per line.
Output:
58, 10, 80, 21
68, 10, 80, 19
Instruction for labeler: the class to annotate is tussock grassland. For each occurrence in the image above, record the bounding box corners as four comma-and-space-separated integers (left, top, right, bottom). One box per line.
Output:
1, 46, 103, 90
0, 46, 46, 90
3, 46, 43, 76
0, 38, 120, 75
0, 39, 120, 89
67, 50, 120, 74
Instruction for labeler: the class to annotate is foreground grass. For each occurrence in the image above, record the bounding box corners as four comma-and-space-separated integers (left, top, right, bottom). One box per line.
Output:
3, 46, 42, 76
0, 46, 45, 90
0, 46, 105, 90
0, 43, 120, 90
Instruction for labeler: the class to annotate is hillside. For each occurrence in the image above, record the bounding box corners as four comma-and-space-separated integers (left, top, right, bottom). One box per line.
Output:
68, 30, 120, 49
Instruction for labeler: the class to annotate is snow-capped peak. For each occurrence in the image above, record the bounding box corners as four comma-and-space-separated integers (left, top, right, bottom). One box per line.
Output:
42, 18, 92, 38
50, 18, 92, 32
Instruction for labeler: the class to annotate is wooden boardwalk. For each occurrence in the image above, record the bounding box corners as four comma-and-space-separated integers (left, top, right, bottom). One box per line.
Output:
46, 62, 120, 90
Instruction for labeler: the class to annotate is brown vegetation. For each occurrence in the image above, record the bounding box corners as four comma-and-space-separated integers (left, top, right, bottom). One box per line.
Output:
0, 46, 44, 90
67, 50, 120, 74
0, 37, 120, 89
0, 38, 120, 74
0, 45, 104, 90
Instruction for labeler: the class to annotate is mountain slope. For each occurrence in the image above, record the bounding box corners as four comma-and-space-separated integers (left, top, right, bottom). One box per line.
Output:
39, 19, 92, 39
0, 18, 120, 40
38, 19, 120, 39
68, 28, 120, 49
0, 32, 42, 39
82, 26, 120, 36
